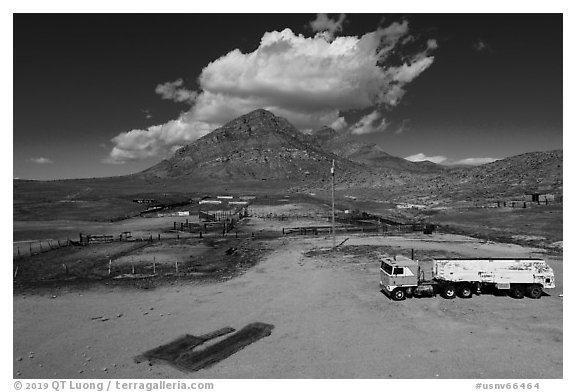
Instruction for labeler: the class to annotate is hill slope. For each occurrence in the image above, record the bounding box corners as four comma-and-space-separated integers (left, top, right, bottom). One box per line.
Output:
312, 126, 445, 174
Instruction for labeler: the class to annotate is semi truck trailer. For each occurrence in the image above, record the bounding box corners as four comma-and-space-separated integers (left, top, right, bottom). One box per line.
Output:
380, 255, 555, 300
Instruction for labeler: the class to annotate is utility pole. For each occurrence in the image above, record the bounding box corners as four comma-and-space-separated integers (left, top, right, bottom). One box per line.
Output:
331, 159, 335, 248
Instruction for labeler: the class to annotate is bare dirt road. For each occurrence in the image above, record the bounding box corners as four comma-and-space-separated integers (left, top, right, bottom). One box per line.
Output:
13, 232, 562, 379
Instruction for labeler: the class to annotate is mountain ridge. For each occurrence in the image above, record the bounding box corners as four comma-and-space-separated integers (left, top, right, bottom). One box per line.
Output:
137, 109, 562, 202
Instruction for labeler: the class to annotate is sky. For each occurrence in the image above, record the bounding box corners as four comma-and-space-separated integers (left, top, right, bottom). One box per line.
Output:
13, 13, 563, 180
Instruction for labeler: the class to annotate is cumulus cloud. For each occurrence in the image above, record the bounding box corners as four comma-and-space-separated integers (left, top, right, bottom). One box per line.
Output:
350, 111, 388, 135
106, 19, 437, 163
309, 14, 346, 40
28, 157, 53, 164
155, 79, 198, 103
405, 153, 447, 164
452, 157, 498, 165
103, 117, 217, 164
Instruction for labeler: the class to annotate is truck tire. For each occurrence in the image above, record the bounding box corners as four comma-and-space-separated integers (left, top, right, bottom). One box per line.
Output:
509, 285, 525, 299
391, 288, 406, 301
457, 284, 473, 298
526, 285, 543, 299
441, 285, 456, 299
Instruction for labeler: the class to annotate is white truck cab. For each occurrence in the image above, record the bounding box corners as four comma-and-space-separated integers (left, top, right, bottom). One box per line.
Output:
379, 256, 419, 300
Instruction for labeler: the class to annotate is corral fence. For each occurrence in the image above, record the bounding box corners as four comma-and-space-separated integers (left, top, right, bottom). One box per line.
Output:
13, 256, 224, 285
249, 211, 330, 221
13, 221, 269, 262
13, 239, 73, 258
282, 224, 418, 236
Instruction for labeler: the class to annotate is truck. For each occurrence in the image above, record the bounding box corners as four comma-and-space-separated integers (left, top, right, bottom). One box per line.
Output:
379, 255, 555, 300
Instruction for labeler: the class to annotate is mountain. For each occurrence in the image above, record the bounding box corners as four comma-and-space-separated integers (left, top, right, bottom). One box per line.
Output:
12, 108, 562, 226
141, 109, 365, 181
447, 150, 563, 194
142, 110, 446, 184
311, 126, 445, 174
137, 109, 561, 203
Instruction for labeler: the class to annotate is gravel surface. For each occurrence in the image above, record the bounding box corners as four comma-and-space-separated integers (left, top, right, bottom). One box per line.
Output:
13, 232, 562, 379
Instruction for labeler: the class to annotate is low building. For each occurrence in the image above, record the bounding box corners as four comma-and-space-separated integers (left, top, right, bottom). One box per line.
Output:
199, 200, 222, 205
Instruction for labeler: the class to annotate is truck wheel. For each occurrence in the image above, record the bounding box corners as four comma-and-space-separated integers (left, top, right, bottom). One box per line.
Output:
457, 284, 473, 298
526, 285, 543, 299
509, 285, 525, 299
441, 285, 456, 299
391, 288, 406, 301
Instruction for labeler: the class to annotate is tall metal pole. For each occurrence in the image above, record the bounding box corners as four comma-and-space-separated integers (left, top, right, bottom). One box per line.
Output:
331, 159, 335, 248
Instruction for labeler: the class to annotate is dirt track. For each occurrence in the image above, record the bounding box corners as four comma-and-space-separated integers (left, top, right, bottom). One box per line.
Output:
13, 232, 562, 379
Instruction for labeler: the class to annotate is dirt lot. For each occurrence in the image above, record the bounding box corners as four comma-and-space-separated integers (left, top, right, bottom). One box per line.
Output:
13, 220, 562, 378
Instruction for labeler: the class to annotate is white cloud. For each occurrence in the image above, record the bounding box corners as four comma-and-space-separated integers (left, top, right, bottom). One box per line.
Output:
142, 109, 153, 119
404, 153, 499, 166
155, 79, 198, 103
309, 14, 346, 40
405, 153, 447, 164
103, 117, 217, 164
427, 39, 438, 50
350, 111, 388, 135
452, 157, 498, 165
473, 39, 489, 52
28, 157, 53, 164
394, 119, 410, 135
330, 116, 348, 131
107, 19, 437, 163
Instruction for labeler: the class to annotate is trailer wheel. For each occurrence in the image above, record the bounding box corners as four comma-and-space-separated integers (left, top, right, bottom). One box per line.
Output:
391, 288, 406, 301
441, 285, 456, 299
509, 285, 525, 299
457, 284, 473, 298
526, 285, 543, 299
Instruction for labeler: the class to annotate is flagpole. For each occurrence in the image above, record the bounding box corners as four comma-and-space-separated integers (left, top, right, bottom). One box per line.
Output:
331, 159, 335, 248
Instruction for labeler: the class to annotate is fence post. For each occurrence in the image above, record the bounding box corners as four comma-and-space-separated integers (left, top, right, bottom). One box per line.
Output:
158, 234, 161, 240
175, 261, 179, 274
153, 257, 156, 274
17, 247, 20, 257
29, 243, 32, 255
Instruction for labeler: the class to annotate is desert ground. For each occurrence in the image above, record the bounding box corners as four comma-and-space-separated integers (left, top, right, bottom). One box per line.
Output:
13, 202, 562, 379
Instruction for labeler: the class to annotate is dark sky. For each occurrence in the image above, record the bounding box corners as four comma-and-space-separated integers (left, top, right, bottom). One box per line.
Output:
13, 14, 563, 180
